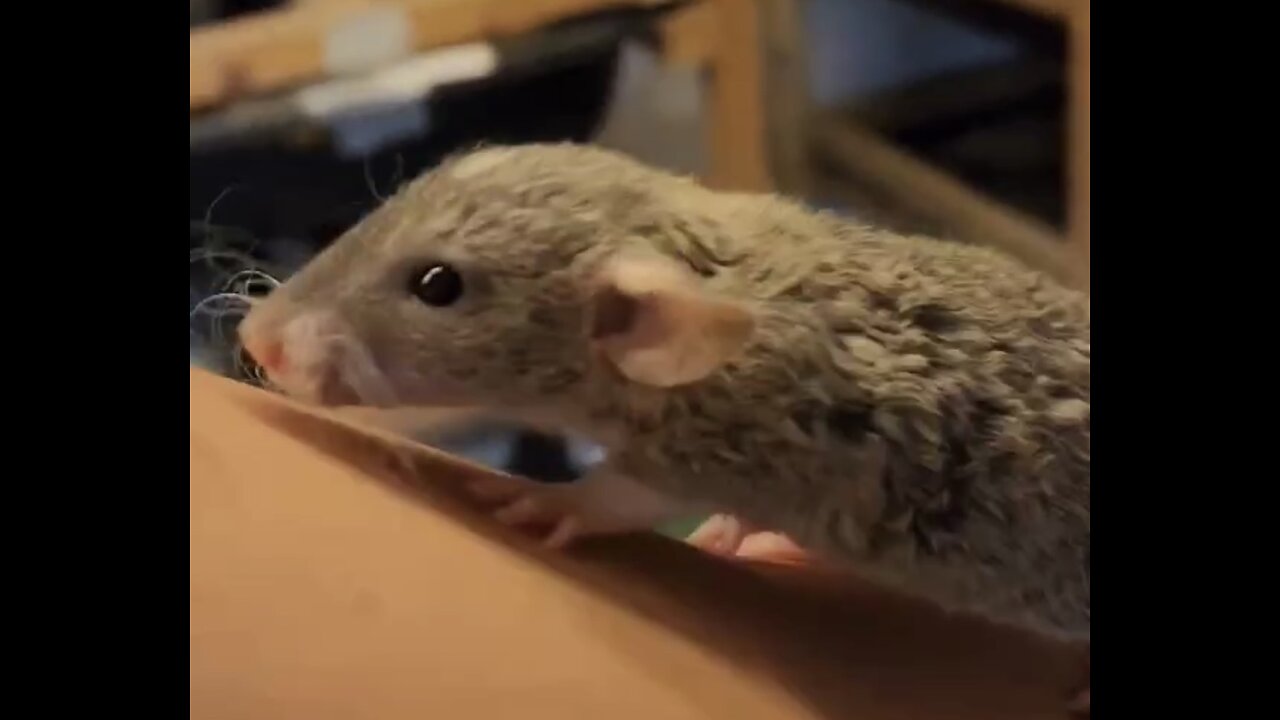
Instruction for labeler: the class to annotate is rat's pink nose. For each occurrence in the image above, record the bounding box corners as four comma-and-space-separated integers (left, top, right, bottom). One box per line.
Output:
242, 333, 288, 375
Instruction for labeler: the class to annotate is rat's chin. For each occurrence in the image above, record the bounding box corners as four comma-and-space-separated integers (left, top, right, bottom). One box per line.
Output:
264, 371, 365, 408
264, 356, 400, 409
271, 357, 476, 411
315, 374, 372, 407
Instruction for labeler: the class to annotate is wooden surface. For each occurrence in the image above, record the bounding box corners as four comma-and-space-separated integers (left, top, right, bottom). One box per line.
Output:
1068, 0, 1090, 287
758, 0, 813, 196
190, 0, 772, 195
780, 0, 1089, 288
653, 0, 773, 192
190, 367, 1084, 718
189, 0, 669, 111
843, 58, 1061, 135
701, 0, 772, 192
658, 2, 718, 68
814, 115, 1076, 284
988, 0, 1071, 21
189, 0, 1081, 269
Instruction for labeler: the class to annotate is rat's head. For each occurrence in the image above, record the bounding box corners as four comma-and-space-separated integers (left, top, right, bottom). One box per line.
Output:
238, 144, 756, 415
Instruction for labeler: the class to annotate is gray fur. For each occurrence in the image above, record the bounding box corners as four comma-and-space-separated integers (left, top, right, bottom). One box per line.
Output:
247, 143, 1090, 641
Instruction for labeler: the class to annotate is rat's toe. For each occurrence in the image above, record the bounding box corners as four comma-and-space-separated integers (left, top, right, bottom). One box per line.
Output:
737, 532, 810, 562
686, 514, 744, 555
544, 516, 582, 549
466, 476, 521, 503
494, 495, 548, 526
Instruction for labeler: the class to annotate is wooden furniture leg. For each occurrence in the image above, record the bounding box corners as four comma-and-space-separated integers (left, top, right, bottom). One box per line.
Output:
759, 0, 814, 197
1068, 0, 1090, 289
703, 0, 773, 191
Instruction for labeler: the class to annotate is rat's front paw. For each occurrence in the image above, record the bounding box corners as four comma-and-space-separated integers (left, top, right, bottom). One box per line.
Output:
686, 515, 813, 563
466, 475, 589, 548
685, 513, 756, 555
465, 468, 693, 550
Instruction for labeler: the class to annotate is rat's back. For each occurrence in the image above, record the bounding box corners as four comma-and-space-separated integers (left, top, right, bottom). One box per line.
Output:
607, 188, 1090, 640
465, 146, 1095, 640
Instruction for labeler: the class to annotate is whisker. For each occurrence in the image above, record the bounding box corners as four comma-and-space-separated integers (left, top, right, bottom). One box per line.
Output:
363, 152, 405, 202
221, 269, 282, 296
190, 292, 255, 347
189, 292, 255, 319
364, 155, 387, 202
199, 185, 247, 249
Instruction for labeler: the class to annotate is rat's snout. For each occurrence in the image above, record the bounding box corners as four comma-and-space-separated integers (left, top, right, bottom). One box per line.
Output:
238, 305, 337, 391
238, 305, 392, 406
238, 307, 291, 378
241, 330, 287, 376
238, 304, 340, 381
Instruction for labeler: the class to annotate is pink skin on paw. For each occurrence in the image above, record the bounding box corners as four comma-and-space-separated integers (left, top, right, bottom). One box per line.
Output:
685, 514, 755, 555
466, 476, 579, 548
686, 515, 812, 564
466, 475, 812, 562
736, 532, 810, 562
465, 470, 690, 549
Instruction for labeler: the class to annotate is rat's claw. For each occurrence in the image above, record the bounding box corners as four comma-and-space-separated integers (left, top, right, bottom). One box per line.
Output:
466, 467, 690, 550
494, 495, 547, 526
490, 490, 581, 549
687, 515, 814, 563
686, 514, 753, 555
544, 515, 582, 549
466, 476, 522, 503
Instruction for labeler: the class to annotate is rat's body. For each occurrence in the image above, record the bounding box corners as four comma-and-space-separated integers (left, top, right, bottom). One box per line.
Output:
240, 144, 1090, 646
588, 233, 1090, 640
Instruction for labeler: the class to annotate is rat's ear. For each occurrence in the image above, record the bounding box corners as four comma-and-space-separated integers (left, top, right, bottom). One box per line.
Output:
587, 254, 755, 387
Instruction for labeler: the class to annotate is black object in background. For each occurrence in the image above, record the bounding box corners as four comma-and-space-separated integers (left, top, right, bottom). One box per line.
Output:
506, 431, 584, 485
190, 23, 624, 253
191, 0, 286, 27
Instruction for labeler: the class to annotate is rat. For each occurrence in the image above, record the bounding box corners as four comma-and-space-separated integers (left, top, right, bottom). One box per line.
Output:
239, 143, 1089, 707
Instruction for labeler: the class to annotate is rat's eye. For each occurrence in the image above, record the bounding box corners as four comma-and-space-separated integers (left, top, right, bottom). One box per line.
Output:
411, 263, 464, 306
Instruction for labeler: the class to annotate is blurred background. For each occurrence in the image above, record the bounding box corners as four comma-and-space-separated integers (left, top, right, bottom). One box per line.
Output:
190, 0, 1089, 499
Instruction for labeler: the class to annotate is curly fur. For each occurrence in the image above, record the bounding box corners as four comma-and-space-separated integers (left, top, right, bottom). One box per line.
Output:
242, 143, 1090, 640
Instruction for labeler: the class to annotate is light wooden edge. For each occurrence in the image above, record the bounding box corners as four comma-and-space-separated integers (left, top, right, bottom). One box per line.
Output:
190, 0, 670, 111
813, 114, 1078, 286
757, 0, 813, 196
839, 58, 1061, 134
1067, 0, 1089, 289
192, 0, 774, 197
988, 0, 1071, 22
656, 0, 774, 192
701, 0, 773, 192
658, 1, 718, 68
